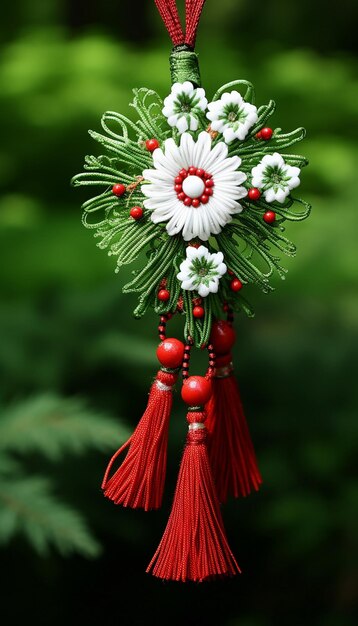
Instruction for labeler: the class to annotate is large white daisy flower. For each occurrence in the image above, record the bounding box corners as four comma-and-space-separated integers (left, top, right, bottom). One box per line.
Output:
162, 81, 208, 134
142, 131, 247, 242
207, 91, 258, 143
177, 245, 227, 298
251, 153, 301, 203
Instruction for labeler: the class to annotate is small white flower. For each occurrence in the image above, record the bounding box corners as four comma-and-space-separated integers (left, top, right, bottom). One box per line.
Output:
207, 91, 258, 143
142, 131, 247, 241
162, 81, 208, 134
251, 153, 301, 203
177, 245, 227, 298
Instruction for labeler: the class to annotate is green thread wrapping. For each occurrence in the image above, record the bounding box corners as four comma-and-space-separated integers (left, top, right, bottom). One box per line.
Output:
169, 46, 201, 87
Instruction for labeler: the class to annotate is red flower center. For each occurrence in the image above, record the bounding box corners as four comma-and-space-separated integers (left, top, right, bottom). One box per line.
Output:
174, 166, 214, 207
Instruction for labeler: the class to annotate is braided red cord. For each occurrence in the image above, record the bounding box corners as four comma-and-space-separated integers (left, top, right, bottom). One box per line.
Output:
154, 0, 206, 48
185, 0, 206, 47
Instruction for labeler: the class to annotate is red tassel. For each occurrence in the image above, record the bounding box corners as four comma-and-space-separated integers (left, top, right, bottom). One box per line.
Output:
147, 407, 240, 582
102, 368, 178, 511
205, 357, 262, 503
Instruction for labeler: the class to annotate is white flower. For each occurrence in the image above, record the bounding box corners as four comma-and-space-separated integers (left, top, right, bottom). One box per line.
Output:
162, 81, 208, 134
251, 153, 301, 203
177, 245, 227, 297
207, 91, 258, 143
142, 131, 247, 242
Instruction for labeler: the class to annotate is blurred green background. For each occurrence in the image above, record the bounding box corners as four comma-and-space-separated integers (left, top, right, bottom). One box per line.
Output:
0, 1, 357, 625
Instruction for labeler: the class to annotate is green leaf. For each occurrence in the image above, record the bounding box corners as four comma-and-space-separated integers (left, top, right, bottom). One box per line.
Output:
0, 476, 101, 557
0, 394, 130, 460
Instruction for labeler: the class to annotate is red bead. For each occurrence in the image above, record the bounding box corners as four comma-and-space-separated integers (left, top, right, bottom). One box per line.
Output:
260, 127, 273, 140
192, 198, 200, 208
263, 210, 276, 224
255, 131, 262, 139
112, 183, 126, 197
210, 319, 236, 355
174, 184, 182, 192
205, 187, 213, 196
184, 197, 192, 206
230, 278, 243, 292
205, 178, 214, 187
145, 138, 160, 152
199, 195, 209, 204
175, 176, 183, 184
196, 168, 205, 178
129, 206, 143, 220
179, 168, 187, 179
178, 192, 186, 201
248, 187, 261, 201
189, 166, 197, 175
181, 376, 212, 406
158, 289, 170, 301
204, 172, 211, 179
193, 305, 205, 318
157, 338, 185, 369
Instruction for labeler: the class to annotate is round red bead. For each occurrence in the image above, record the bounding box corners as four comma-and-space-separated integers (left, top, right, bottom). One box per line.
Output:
260, 127, 273, 140
200, 194, 209, 204
230, 278, 243, 292
205, 187, 213, 196
248, 187, 261, 201
175, 176, 183, 184
193, 305, 205, 318
184, 197, 192, 206
179, 169, 187, 178
157, 338, 185, 369
129, 206, 143, 220
196, 168, 205, 178
205, 178, 214, 187
189, 166, 197, 175
263, 210, 276, 224
210, 319, 236, 355
178, 192, 186, 201
192, 198, 200, 208
175, 184, 182, 192
145, 138, 160, 152
158, 289, 170, 301
181, 376, 212, 406
112, 183, 126, 197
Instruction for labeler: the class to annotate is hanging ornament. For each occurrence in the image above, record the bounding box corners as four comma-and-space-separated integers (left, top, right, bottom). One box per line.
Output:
72, 0, 311, 582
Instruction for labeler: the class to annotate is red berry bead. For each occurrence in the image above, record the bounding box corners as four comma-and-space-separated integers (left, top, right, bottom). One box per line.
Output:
174, 184, 182, 192
205, 187, 213, 196
175, 176, 183, 184
230, 278, 243, 292
248, 187, 261, 201
193, 305, 205, 318
260, 127, 273, 141
179, 168, 187, 178
196, 168, 205, 178
200, 194, 209, 204
263, 210, 276, 224
210, 319, 236, 355
157, 338, 185, 369
181, 376, 212, 406
178, 192, 186, 201
129, 206, 143, 220
145, 138, 159, 152
189, 166, 197, 175
158, 289, 170, 302
255, 130, 262, 139
205, 178, 214, 187
184, 197, 192, 206
112, 183, 126, 197
192, 198, 200, 208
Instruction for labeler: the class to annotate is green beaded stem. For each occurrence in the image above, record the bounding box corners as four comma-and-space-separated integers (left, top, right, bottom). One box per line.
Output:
169, 45, 201, 87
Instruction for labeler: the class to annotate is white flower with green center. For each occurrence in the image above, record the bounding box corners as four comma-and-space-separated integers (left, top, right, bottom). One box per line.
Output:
177, 245, 227, 298
207, 91, 258, 143
251, 153, 301, 203
162, 81, 208, 134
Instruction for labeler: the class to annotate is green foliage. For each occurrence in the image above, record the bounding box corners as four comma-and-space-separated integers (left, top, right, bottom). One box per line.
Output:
0, 395, 129, 557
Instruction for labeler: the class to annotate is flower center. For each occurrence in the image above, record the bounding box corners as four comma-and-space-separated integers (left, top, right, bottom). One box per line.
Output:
174, 166, 214, 207
182, 175, 205, 199
228, 111, 237, 122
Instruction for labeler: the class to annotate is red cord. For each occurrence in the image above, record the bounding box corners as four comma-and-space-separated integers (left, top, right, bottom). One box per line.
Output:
154, 0, 206, 48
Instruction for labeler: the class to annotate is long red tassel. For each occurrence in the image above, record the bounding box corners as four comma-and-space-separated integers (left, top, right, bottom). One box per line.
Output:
102, 368, 178, 510
205, 355, 262, 502
147, 407, 240, 581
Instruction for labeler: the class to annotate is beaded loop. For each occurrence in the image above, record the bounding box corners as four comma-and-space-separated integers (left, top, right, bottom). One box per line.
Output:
157, 312, 173, 342
181, 338, 216, 380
